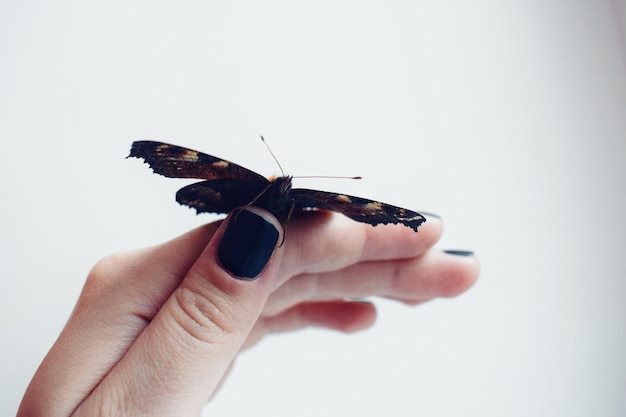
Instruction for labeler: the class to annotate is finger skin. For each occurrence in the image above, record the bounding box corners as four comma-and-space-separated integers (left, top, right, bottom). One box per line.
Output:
73, 212, 283, 416
243, 300, 377, 350
262, 249, 479, 316
18, 211, 478, 417
263, 213, 464, 315
18, 223, 221, 417
278, 211, 444, 281
19, 213, 283, 417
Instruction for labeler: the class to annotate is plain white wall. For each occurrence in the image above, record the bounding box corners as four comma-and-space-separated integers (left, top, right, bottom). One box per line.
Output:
2, 1, 625, 416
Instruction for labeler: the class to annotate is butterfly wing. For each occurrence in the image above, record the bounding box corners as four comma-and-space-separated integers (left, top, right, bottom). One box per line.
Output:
128, 141, 267, 181
293, 189, 426, 232
176, 178, 269, 214
129, 141, 425, 232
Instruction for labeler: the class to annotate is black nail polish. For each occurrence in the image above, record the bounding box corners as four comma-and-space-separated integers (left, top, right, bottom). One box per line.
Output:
419, 211, 442, 220
217, 209, 280, 280
443, 250, 474, 257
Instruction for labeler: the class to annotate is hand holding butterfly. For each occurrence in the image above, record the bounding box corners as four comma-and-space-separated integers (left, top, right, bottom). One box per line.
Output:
18, 209, 479, 417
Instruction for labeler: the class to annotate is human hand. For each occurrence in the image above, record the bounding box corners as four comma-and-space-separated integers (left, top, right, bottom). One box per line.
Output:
18, 208, 479, 416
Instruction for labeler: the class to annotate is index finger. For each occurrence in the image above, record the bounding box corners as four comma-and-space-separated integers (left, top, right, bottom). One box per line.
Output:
278, 211, 443, 279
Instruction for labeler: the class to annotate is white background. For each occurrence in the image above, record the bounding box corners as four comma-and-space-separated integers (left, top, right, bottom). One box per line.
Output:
2, 1, 625, 416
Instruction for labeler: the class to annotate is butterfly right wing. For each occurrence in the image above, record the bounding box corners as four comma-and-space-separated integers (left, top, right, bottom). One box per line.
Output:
292, 188, 426, 232
128, 140, 267, 182
176, 178, 269, 214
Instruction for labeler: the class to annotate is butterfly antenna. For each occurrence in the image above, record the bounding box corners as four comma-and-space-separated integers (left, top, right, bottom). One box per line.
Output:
294, 175, 363, 180
260, 135, 285, 176
260, 136, 361, 180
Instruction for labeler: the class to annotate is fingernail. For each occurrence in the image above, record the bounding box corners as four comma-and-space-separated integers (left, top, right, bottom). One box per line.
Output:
443, 250, 474, 257
217, 208, 280, 280
347, 298, 374, 305
419, 211, 442, 220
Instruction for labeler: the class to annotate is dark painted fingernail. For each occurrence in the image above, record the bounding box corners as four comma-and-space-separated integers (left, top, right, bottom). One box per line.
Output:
419, 211, 442, 220
217, 208, 280, 280
443, 250, 474, 257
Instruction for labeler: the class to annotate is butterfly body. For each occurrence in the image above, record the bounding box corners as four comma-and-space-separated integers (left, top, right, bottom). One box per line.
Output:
128, 141, 426, 232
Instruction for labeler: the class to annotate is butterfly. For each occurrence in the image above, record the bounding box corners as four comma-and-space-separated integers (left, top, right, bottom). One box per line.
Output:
128, 140, 426, 232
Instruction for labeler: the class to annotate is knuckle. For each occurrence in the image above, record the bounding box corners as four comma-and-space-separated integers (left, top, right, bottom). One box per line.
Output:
83, 253, 128, 297
170, 280, 239, 346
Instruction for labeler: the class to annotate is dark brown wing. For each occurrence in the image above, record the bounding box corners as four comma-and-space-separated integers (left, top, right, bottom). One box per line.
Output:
128, 141, 267, 181
292, 189, 425, 232
176, 178, 269, 214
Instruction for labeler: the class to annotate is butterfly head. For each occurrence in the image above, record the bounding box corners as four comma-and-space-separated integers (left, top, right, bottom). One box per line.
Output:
252, 175, 294, 226
266, 175, 293, 195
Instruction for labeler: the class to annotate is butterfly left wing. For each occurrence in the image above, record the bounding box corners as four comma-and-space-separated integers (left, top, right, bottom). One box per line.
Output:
292, 189, 426, 232
128, 140, 267, 181
176, 178, 269, 214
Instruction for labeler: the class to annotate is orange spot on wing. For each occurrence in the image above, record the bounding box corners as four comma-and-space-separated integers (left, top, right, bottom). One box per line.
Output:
335, 194, 352, 203
212, 160, 229, 168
